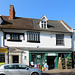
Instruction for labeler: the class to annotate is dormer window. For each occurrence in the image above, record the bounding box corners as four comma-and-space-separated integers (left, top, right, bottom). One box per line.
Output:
40, 15, 48, 29
41, 20, 47, 29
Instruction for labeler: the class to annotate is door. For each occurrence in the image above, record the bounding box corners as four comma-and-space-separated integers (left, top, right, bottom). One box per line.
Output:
12, 55, 19, 63
47, 56, 56, 69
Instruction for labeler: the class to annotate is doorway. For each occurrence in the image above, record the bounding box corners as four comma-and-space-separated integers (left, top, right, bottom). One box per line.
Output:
47, 56, 56, 70
12, 55, 19, 63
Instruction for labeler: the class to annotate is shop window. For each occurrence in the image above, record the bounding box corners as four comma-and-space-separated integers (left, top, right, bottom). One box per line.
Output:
27, 32, 40, 43
0, 54, 5, 62
31, 53, 45, 67
56, 34, 64, 45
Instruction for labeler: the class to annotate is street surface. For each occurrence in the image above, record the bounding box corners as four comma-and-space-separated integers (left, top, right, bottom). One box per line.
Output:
42, 69, 75, 75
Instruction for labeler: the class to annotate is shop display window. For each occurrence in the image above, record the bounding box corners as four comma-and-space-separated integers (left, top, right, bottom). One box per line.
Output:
31, 53, 45, 68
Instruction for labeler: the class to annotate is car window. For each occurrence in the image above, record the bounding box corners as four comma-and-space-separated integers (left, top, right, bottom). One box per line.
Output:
18, 65, 27, 69
4, 65, 15, 69
4, 65, 27, 69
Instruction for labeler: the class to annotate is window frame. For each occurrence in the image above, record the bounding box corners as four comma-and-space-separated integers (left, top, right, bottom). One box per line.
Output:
41, 20, 47, 29
56, 34, 64, 46
4, 32, 24, 42
27, 31, 40, 43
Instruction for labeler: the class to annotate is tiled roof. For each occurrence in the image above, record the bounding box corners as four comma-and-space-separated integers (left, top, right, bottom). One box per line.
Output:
0, 16, 72, 33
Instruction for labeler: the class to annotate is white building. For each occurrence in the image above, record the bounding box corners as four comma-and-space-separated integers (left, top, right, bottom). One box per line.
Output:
72, 29, 75, 68
0, 5, 72, 69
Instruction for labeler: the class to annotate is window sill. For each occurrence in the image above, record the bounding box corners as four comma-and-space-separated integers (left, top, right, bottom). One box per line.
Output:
7, 39, 22, 42
56, 44, 65, 46
27, 40, 40, 43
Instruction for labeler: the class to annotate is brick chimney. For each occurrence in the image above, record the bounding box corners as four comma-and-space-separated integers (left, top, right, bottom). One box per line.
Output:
10, 5, 15, 19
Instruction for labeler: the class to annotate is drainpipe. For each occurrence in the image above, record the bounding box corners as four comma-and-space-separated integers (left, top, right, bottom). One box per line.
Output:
1, 28, 9, 64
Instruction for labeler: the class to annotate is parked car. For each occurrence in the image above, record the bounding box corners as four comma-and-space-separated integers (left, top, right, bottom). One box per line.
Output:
0, 63, 42, 75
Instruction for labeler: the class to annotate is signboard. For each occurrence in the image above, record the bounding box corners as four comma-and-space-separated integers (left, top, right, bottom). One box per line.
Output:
48, 53, 56, 56
0, 48, 7, 53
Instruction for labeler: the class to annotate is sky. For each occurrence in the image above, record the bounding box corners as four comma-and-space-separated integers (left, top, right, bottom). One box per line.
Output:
0, 0, 75, 29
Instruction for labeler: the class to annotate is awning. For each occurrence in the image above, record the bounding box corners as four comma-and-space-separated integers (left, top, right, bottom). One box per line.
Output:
0, 48, 7, 53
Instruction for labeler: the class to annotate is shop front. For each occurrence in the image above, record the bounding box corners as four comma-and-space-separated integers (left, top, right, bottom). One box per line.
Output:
29, 50, 72, 70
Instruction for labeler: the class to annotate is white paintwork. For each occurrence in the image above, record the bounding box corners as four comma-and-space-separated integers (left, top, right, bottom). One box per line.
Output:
0, 31, 3, 47
22, 51, 29, 66
72, 30, 75, 51
20, 35, 23, 40
40, 15, 48, 21
60, 20, 72, 32
6, 34, 10, 39
4, 30, 72, 49
40, 15, 48, 29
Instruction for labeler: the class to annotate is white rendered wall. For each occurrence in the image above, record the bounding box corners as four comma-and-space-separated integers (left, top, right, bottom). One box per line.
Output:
22, 51, 29, 66
72, 30, 75, 51
0, 31, 3, 47
4, 30, 72, 49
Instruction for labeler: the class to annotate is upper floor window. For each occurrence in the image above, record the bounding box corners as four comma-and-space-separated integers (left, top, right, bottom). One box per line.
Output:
41, 20, 47, 29
56, 34, 64, 45
27, 32, 40, 43
40, 15, 48, 29
4, 32, 24, 42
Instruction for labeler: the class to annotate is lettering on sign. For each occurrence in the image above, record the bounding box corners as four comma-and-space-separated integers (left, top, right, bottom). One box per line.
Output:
48, 53, 56, 56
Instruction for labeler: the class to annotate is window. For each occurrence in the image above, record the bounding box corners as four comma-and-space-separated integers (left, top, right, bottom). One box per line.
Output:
0, 54, 5, 62
4, 65, 27, 69
40, 15, 48, 29
56, 34, 64, 45
27, 32, 40, 43
4, 32, 24, 42
41, 20, 47, 29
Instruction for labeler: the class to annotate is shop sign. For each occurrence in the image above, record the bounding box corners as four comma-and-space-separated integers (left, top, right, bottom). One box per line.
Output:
0, 48, 7, 53
37, 55, 41, 58
48, 53, 56, 56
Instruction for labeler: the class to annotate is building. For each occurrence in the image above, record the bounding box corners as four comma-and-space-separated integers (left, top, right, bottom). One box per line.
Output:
72, 29, 75, 68
0, 5, 73, 69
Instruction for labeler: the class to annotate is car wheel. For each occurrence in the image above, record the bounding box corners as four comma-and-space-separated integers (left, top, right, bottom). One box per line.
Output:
32, 72, 39, 75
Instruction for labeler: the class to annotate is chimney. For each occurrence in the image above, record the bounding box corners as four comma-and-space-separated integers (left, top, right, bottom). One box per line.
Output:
10, 5, 15, 19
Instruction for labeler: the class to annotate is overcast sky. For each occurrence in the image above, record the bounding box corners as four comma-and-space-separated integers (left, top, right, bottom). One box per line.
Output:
0, 0, 75, 29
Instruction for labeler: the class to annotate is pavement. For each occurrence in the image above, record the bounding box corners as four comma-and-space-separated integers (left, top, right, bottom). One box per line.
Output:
42, 69, 75, 75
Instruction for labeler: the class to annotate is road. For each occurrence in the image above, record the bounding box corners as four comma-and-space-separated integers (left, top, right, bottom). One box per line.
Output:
42, 69, 75, 75
42, 72, 75, 75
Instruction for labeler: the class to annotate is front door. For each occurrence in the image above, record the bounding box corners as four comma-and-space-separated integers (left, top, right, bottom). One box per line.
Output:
47, 56, 56, 70
12, 55, 19, 63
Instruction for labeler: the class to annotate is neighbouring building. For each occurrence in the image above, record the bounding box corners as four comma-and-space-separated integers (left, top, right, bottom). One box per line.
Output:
0, 5, 73, 69
72, 29, 75, 68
